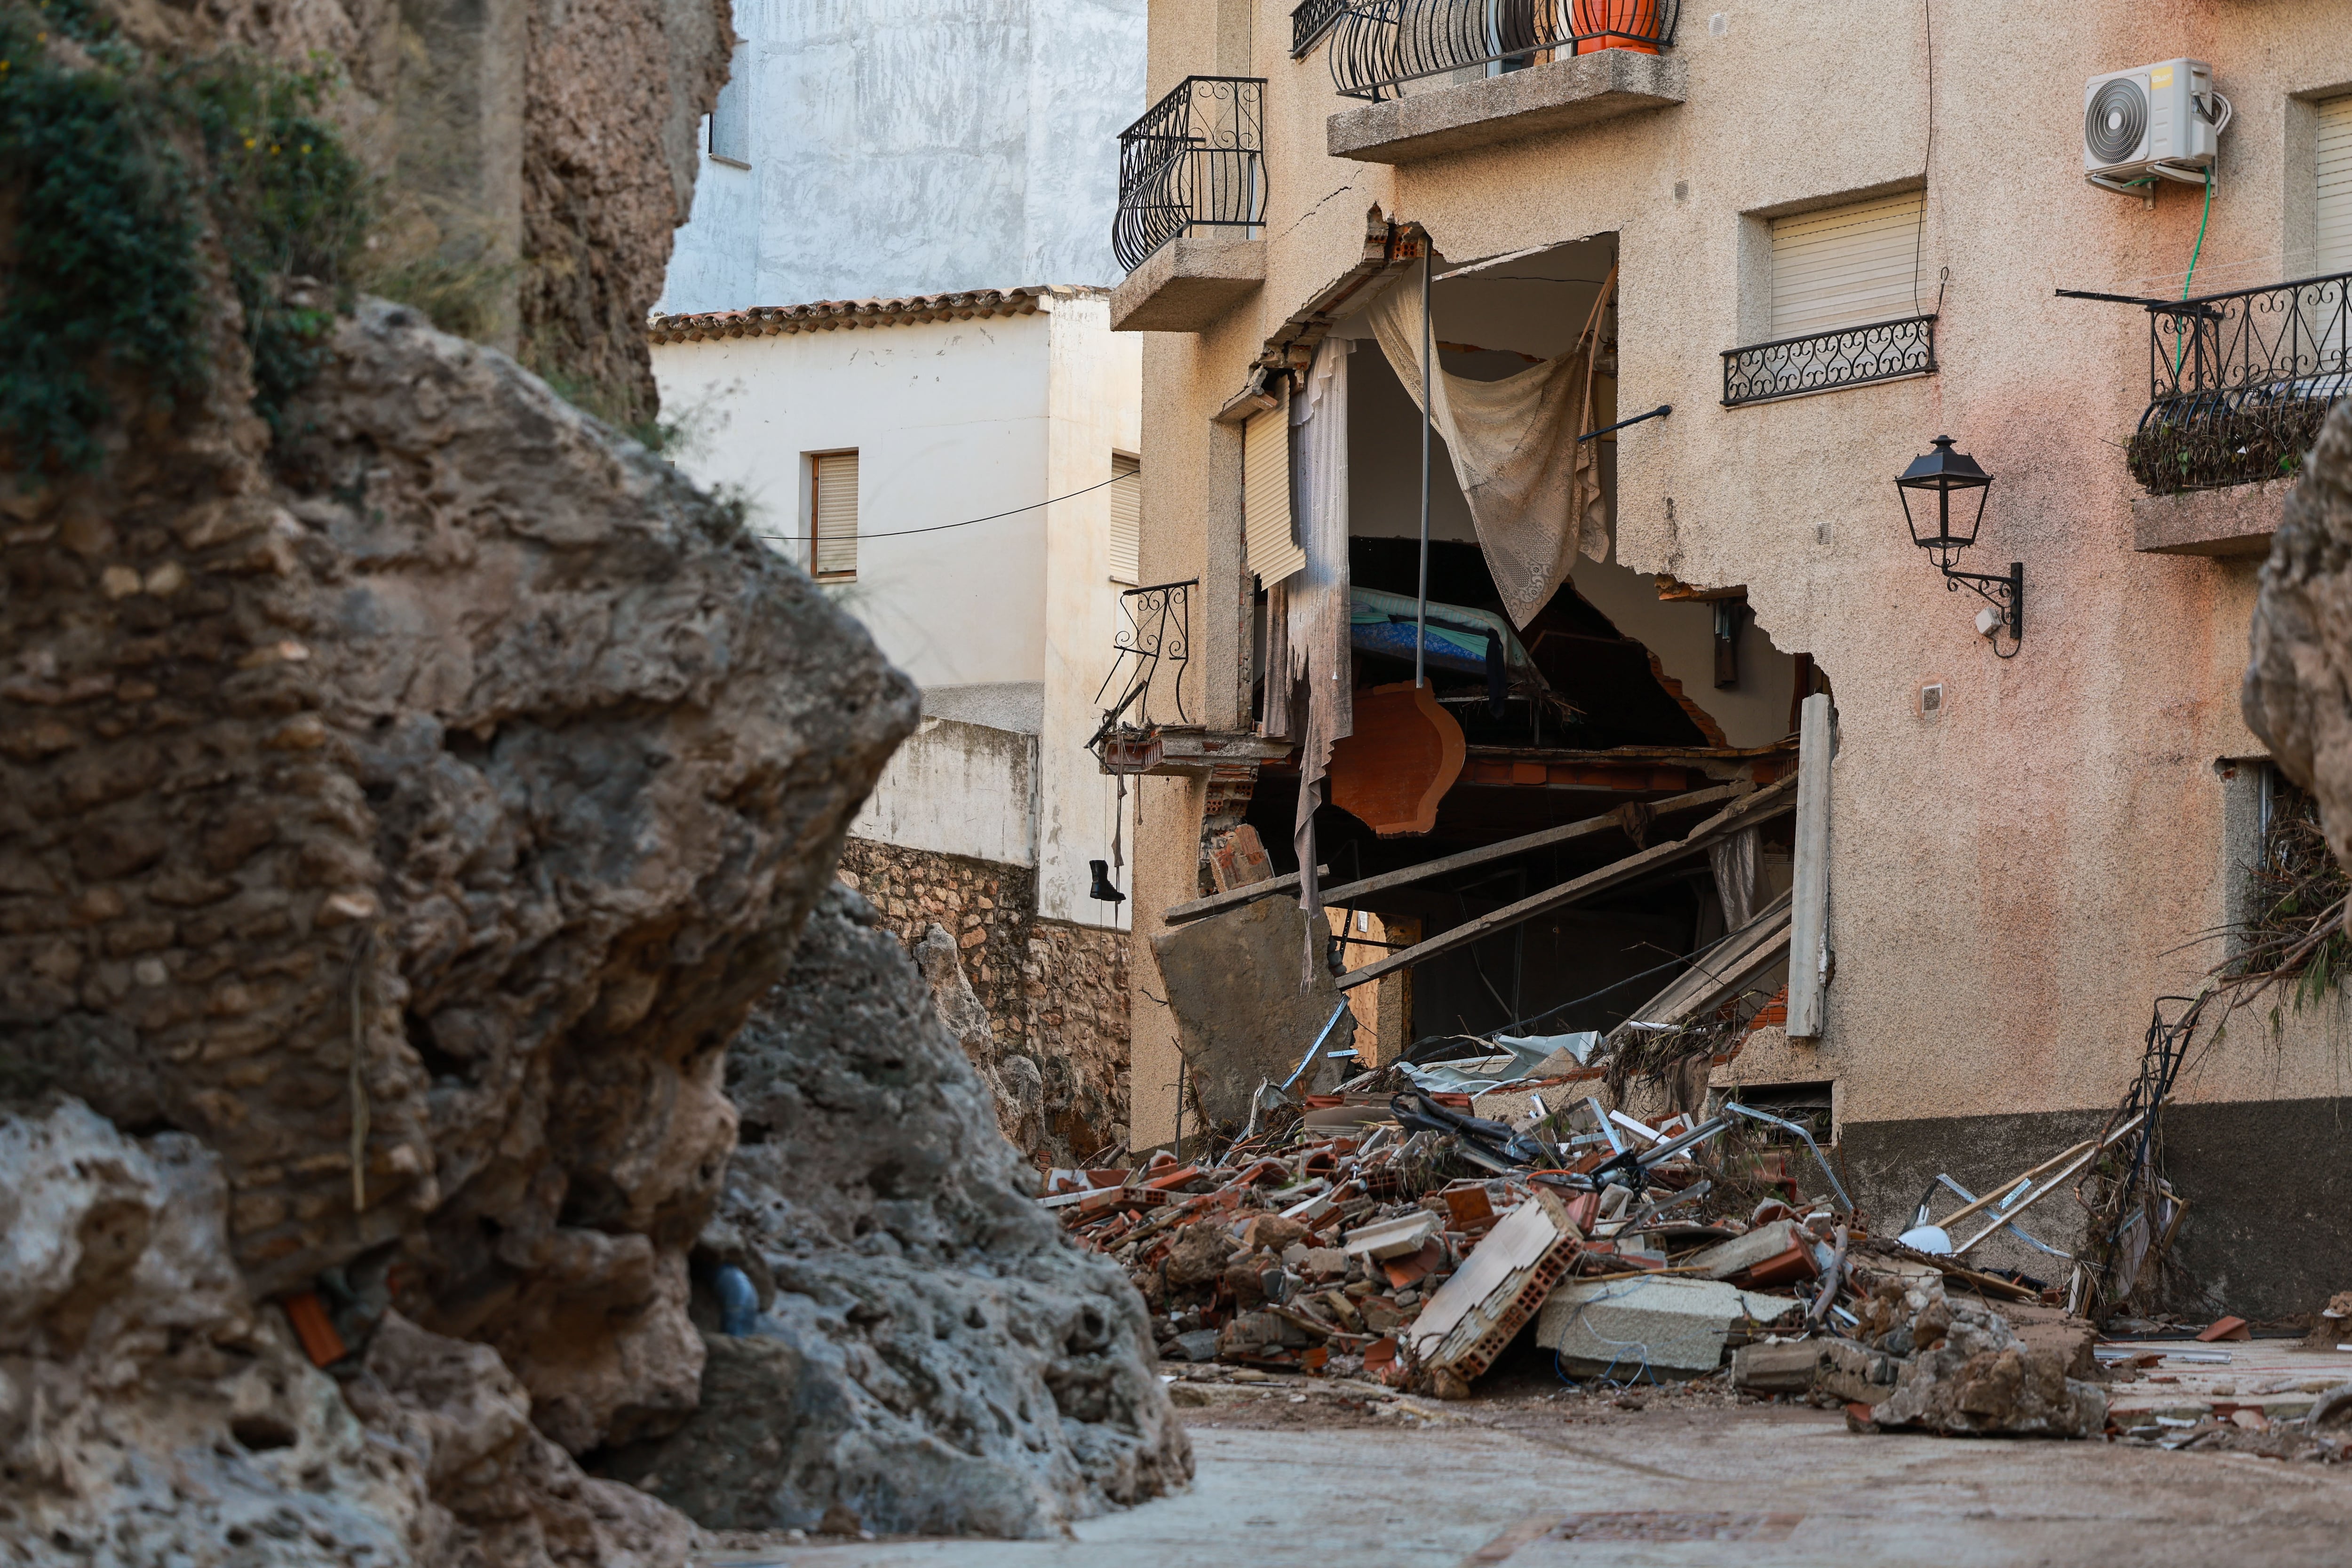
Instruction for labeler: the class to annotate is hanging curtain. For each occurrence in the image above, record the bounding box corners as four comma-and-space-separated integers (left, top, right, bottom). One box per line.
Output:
1277, 337, 1352, 987
1367, 257, 1619, 628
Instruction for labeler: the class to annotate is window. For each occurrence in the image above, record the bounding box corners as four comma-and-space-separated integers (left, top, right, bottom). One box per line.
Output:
1243, 396, 1303, 588
2318, 94, 2352, 273
709, 45, 751, 167
1769, 191, 1928, 338
810, 451, 858, 580
1109, 453, 1141, 584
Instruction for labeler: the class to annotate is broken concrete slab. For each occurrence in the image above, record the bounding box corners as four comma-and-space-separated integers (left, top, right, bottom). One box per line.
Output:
1151, 896, 1358, 1126
1343, 1211, 1442, 1261
1732, 1337, 1906, 1404
1536, 1276, 1797, 1381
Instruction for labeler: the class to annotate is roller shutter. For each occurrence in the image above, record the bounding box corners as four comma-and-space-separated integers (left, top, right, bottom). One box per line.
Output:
811, 451, 858, 580
2318, 95, 2352, 273
1109, 453, 1141, 584
1770, 191, 1928, 339
1244, 397, 1303, 588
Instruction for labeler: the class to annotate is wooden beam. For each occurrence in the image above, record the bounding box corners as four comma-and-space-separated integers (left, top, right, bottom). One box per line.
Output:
1785, 693, 1833, 1039
1158, 866, 1328, 925
1160, 780, 1748, 927
1335, 776, 1798, 989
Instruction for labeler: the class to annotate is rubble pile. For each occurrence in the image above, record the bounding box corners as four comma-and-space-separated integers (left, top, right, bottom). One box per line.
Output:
1053, 1075, 2114, 1436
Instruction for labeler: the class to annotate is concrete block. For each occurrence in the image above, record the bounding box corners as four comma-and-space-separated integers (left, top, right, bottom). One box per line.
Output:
2130, 479, 2290, 557
1343, 1210, 1441, 1261
1536, 1275, 1792, 1380
1109, 238, 1264, 333
1681, 1219, 1805, 1281
1327, 49, 1685, 166
1732, 1338, 1904, 1404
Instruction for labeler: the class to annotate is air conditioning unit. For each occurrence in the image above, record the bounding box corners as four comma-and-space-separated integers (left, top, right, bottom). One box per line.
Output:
2083, 59, 2232, 195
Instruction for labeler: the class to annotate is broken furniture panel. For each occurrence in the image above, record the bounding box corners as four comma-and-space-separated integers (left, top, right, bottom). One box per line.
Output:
1325, 681, 1466, 836
1151, 895, 1358, 1126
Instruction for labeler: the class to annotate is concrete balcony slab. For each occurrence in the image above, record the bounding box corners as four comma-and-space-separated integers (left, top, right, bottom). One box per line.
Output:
1109, 238, 1265, 333
1327, 48, 1685, 165
2131, 479, 2292, 558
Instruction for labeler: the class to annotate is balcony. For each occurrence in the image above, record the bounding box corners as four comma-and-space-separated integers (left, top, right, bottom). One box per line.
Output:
1721, 315, 1938, 407
1323, 0, 1685, 165
2130, 269, 2352, 496
1109, 77, 1267, 333
1293, 0, 1345, 57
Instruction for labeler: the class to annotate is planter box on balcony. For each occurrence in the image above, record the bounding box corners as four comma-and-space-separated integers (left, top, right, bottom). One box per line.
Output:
2130, 479, 2292, 558
1110, 238, 1266, 333
1327, 48, 1684, 165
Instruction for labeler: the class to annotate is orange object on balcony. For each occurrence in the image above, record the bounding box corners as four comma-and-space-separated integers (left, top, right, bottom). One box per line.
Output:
1327, 682, 1466, 836
1573, 0, 1665, 53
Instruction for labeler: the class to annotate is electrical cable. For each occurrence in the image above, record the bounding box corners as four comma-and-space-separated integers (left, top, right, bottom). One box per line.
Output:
751, 470, 1131, 546
2171, 167, 2215, 379
1910, 0, 1935, 317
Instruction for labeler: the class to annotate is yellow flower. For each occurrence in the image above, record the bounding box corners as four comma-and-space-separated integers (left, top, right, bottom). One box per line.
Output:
245, 137, 256, 149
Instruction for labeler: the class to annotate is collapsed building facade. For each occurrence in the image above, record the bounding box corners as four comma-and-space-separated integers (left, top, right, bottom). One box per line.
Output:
1111, 0, 2352, 1319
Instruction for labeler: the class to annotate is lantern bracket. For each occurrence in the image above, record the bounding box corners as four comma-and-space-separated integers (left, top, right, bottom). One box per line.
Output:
1940, 561, 2024, 658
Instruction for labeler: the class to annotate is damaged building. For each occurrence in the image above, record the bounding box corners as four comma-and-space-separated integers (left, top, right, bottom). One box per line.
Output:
1108, 0, 2352, 1321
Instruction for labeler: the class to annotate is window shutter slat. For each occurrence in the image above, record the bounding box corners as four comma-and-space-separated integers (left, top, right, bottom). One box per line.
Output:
1244, 399, 1303, 588
2318, 96, 2352, 274
1770, 192, 1928, 339
812, 452, 858, 579
1109, 454, 1141, 584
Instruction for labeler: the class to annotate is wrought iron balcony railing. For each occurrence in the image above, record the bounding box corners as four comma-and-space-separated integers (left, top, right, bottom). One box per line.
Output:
1328, 0, 1679, 102
1090, 580, 1196, 769
1113, 78, 1266, 273
1720, 315, 1938, 407
2131, 269, 2352, 493
1293, 0, 1346, 56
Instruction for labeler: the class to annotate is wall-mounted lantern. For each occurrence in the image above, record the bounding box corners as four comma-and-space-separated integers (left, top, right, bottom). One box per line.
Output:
1894, 435, 2023, 658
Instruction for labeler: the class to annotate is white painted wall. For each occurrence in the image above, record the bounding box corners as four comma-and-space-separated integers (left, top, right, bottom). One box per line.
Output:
660, 0, 1148, 313
852, 716, 1039, 867
651, 295, 1143, 928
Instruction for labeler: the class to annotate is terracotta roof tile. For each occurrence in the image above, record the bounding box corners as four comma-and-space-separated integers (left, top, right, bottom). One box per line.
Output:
646, 285, 1107, 344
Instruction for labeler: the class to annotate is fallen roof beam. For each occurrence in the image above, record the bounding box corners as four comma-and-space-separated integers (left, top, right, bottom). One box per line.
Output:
1335, 776, 1798, 990
1604, 890, 1794, 1045
1160, 780, 1749, 927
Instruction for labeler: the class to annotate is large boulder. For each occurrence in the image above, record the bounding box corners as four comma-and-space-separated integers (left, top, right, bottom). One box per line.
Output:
2247, 401, 2352, 844
605, 887, 1191, 1538
1, 299, 917, 1458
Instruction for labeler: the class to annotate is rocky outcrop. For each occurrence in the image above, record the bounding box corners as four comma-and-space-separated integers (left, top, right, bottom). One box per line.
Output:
0, 1099, 430, 1564
345, 1313, 698, 1566
0, 1097, 712, 1565
607, 888, 1190, 1538
2247, 402, 2352, 846
2, 297, 918, 1462
914, 922, 1046, 1154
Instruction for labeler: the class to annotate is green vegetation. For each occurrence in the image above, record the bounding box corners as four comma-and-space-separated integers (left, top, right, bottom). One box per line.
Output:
0, 1, 367, 480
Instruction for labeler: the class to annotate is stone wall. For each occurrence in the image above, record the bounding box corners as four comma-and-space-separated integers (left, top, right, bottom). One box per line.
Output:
836, 838, 1129, 1165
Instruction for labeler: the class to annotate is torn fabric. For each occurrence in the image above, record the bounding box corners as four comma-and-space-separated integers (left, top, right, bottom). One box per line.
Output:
1368, 258, 1618, 628
1287, 337, 1353, 988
